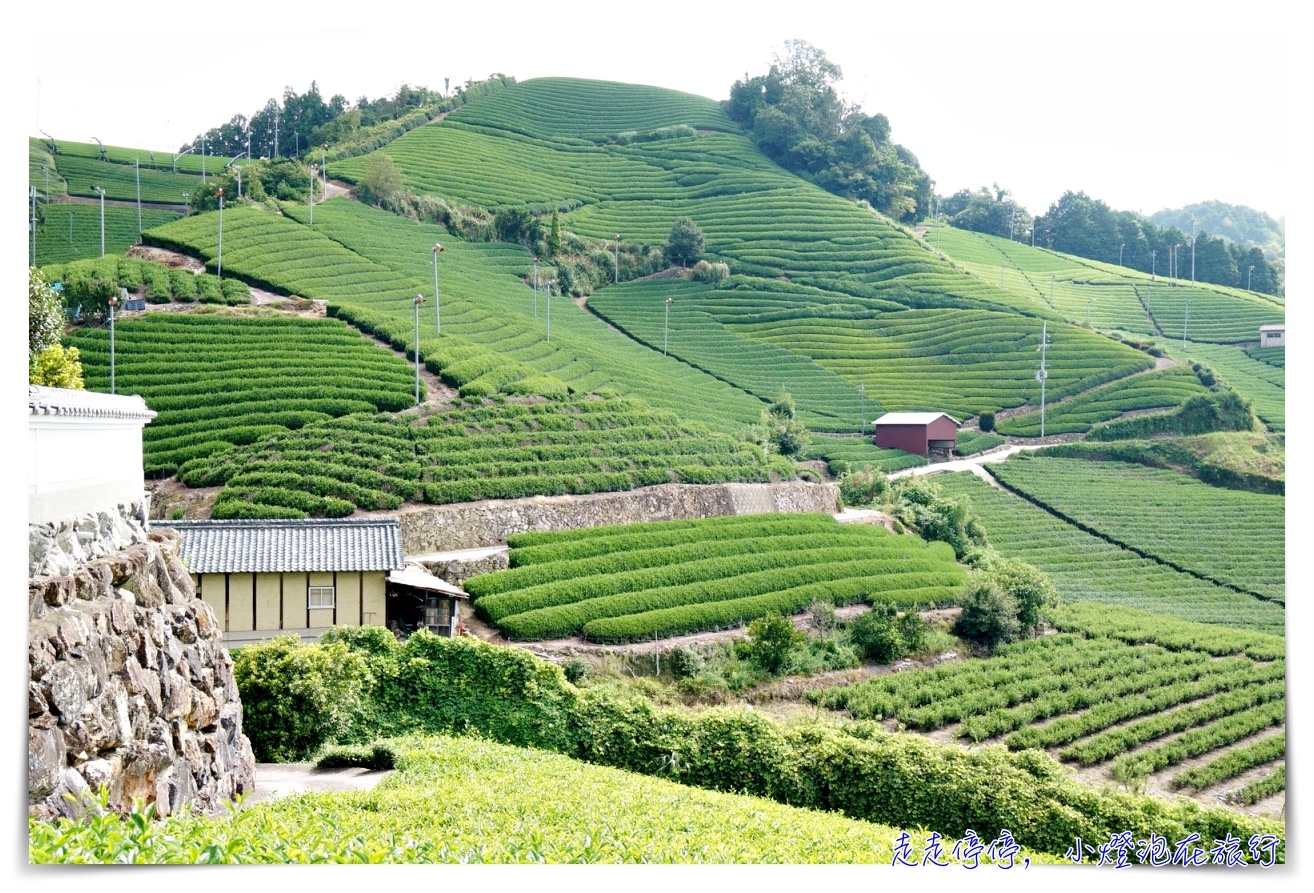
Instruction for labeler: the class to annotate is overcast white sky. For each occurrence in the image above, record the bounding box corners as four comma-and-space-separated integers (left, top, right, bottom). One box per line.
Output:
8, 0, 1297, 220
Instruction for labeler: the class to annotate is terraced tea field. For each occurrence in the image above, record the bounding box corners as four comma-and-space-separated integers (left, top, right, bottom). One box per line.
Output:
929, 223, 1284, 343
738, 309, 1153, 419
146, 201, 771, 433
67, 314, 420, 477
35, 204, 181, 266
467, 513, 964, 641
996, 366, 1209, 436
588, 278, 872, 430
811, 616, 1285, 811
52, 155, 203, 204
179, 397, 787, 518
932, 473, 1284, 633
802, 435, 927, 475
987, 456, 1284, 602
1158, 339, 1286, 431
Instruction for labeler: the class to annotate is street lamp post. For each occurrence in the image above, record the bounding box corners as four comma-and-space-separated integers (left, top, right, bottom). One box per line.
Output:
413, 295, 424, 405
216, 188, 224, 279
107, 294, 117, 394
432, 243, 444, 334
663, 297, 673, 355
94, 186, 106, 257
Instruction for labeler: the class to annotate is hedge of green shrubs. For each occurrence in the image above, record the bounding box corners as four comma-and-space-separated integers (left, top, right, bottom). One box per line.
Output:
232, 630, 1283, 862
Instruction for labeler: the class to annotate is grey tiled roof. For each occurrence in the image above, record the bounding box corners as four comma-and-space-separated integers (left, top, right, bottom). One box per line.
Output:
164, 518, 405, 574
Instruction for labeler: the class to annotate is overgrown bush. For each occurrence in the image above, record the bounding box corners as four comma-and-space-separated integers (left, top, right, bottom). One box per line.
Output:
849, 606, 905, 663
951, 580, 1020, 653
893, 478, 986, 558
690, 260, 730, 283
978, 411, 995, 433
562, 657, 591, 684
231, 636, 370, 762
838, 465, 889, 507
741, 612, 803, 674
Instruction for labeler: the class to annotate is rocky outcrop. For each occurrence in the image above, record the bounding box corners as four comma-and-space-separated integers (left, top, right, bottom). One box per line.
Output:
399, 481, 841, 553
28, 528, 255, 822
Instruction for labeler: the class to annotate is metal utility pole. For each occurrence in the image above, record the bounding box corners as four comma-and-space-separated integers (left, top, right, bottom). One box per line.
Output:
1151, 249, 1156, 281
108, 295, 117, 394
1085, 296, 1095, 326
663, 297, 673, 355
1248, 265, 1255, 291
532, 257, 539, 316
432, 243, 444, 333
274, 109, 279, 158
413, 295, 424, 405
94, 186, 106, 257
135, 159, 142, 236
614, 234, 621, 284
29, 186, 37, 266
216, 188, 224, 279
1190, 217, 1196, 285
1036, 321, 1049, 438
546, 279, 556, 341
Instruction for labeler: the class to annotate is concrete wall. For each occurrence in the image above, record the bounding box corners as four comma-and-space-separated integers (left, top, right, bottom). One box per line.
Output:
400, 481, 840, 553
29, 388, 154, 525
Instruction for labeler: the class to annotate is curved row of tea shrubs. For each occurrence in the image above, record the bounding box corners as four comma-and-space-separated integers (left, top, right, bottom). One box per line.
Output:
222, 629, 1282, 863
66, 314, 420, 477
468, 514, 963, 642
931, 474, 1285, 634
995, 366, 1208, 436
987, 456, 1285, 602
44, 256, 249, 307
28, 734, 1053, 865
179, 397, 788, 518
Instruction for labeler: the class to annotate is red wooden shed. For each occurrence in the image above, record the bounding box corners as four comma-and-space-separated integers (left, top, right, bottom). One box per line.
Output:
872, 412, 961, 457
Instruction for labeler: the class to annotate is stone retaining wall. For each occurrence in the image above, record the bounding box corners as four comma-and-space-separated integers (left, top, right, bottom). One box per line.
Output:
400, 481, 840, 554
29, 499, 151, 579
28, 527, 255, 821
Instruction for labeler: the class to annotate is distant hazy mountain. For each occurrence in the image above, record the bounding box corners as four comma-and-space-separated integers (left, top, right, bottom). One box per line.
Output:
1149, 201, 1284, 260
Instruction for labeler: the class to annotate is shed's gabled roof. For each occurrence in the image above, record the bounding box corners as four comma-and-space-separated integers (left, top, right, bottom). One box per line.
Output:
165, 518, 405, 574
1259, 324, 1285, 332
873, 412, 961, 427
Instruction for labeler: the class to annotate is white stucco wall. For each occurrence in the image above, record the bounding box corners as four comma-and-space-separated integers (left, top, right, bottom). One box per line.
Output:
28, 387, 155, 524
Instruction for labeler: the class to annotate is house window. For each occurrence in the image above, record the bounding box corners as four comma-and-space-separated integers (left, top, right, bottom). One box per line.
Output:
308, 586, 336, 609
